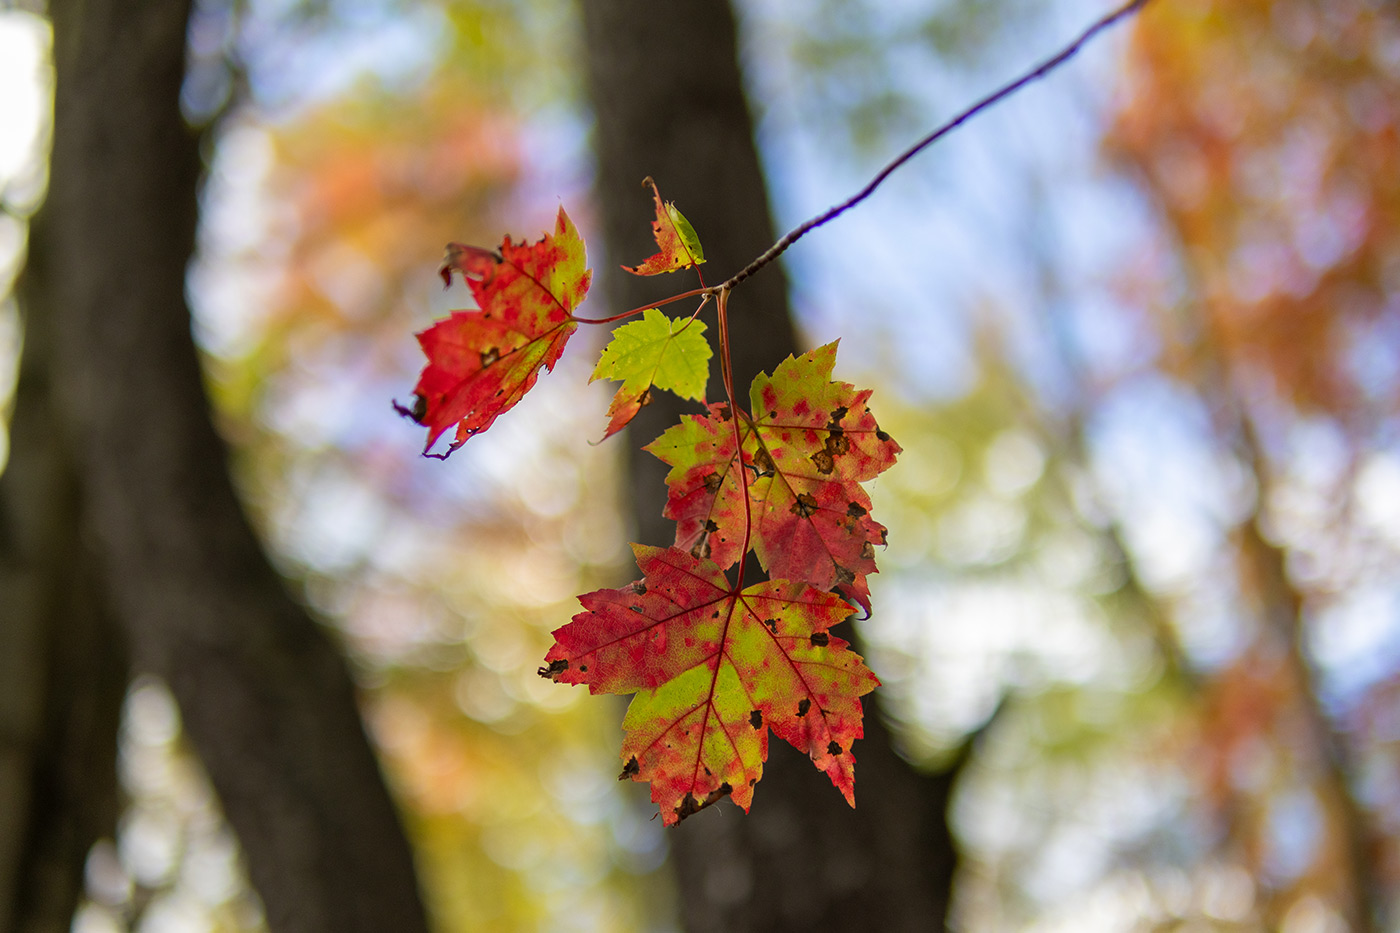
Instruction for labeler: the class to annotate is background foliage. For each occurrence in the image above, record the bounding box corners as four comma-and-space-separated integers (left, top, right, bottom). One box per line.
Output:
3, 0, 1399, 930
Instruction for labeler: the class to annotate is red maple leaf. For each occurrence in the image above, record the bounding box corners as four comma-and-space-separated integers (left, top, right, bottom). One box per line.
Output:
541, 545, 878, 824
645, 342, 900, 611
407, 207, 591, 455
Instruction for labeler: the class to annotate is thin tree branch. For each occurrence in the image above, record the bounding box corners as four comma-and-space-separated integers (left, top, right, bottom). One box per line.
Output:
721, 0, 1153, 292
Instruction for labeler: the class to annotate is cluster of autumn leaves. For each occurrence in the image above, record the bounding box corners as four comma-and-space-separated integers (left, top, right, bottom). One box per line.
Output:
405, 185, 899, 824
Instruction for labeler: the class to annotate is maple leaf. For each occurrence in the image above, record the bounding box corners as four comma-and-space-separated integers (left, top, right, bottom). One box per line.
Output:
407, 206, 591, 454
590, 308, 712, 440
622, 177, 706, 276
645, 342, 900, 610
540, 545, 878, 825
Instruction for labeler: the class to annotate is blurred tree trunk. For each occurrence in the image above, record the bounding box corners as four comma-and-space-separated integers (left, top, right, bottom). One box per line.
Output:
0, 1, 432, 930
0, 241, 126, 933
580, 1, 966, 929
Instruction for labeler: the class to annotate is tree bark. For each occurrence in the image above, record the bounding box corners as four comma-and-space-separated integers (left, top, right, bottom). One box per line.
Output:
7, 1, 432, 929
0, 230, 127, 933
580, 1, 965, 928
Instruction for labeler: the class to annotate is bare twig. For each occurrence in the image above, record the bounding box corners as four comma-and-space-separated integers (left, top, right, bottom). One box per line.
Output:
721, 0, 1153, 292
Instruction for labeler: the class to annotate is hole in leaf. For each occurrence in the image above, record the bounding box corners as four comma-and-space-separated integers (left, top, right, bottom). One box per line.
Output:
537, 659, 568, 679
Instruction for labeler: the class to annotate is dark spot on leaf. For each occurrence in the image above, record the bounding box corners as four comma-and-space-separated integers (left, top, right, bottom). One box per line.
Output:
480, 346, 500, 368
749, 778, 757, 787
834, 565, 856, 586
393, 395, 429, 425
638, 387, 653, 408
876, 428, 891, 442
537, 658, 568, 679
705, 519, 719, 533
578, 665, 587, 672
618, 756, 640, 780
690, 538, 711, 559
811, 449, 835, 474
752, 448, 775, 477
768, 410, 777, 419
791, 492, 819, 518
703, 766, 712, 777
797, 698, 811, 717
810, 631, 829, 647
830, 405, 848, 424
826, 431, 850, 457
828, 741, 842, 756
629, 605, 644, 614
763, 618, 778, 633
847, 501, 867, 518
676, 793, 702, 820
861, 541, 876, 560
702, 472, 722, 493
632, 582, 648, 595
749, 710, 763, 729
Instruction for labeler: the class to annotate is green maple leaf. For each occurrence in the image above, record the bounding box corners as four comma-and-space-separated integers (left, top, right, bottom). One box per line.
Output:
540, 545, 878, 825
591, 308, 711, 439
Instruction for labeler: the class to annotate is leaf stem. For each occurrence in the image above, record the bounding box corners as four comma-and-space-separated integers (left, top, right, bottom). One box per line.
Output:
716, 288, 754, 589
718, 0, 1153, 292
572, 286, 711, 324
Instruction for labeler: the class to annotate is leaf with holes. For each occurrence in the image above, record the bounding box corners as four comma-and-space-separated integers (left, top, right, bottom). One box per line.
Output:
591, 308, 712, 440
406, 206, 591, 455
540, 545, 877, 825
645, 342, 899, 610
623, 178, 706, 276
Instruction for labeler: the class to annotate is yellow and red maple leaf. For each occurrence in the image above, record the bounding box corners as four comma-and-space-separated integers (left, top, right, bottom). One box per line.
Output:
622, 178, 706, 276
409, 206, 591, 455
541, 545, 878, 825
645, 342, 900, 612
